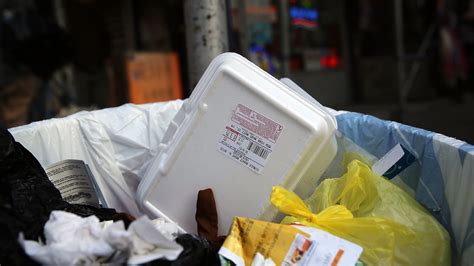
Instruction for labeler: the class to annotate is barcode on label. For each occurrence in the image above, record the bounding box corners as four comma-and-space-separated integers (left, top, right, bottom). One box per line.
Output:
247, 141, 269, 159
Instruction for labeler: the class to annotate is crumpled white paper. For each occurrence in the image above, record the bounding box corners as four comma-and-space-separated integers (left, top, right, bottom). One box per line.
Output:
19, 211, 183, 265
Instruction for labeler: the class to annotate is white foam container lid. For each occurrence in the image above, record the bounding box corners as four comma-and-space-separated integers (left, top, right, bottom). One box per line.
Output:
137, 53, 337, 235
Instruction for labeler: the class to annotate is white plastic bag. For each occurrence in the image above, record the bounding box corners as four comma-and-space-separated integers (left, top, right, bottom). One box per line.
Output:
10, 100, 183, 216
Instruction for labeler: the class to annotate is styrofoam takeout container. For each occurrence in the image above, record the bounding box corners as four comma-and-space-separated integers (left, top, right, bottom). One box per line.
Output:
137, 53, 337, 235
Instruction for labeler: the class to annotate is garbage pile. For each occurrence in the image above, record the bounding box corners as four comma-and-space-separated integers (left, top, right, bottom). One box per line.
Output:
0, 125, 451, 265
2, 53, 471, 265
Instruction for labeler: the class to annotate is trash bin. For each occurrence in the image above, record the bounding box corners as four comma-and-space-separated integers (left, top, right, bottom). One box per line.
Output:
9, 100, 473, 265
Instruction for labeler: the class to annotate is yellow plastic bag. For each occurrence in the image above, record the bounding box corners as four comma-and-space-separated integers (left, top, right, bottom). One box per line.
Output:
271, 160, 451, 265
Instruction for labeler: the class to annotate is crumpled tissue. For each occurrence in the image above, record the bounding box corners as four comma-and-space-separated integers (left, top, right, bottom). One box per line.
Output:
19, 211, 182, 265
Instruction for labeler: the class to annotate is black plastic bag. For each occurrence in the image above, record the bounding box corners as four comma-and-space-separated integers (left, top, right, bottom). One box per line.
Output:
0, 126, 128, 265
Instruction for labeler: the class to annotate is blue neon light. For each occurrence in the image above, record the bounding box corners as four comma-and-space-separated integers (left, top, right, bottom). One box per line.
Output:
289, 6, 318, 21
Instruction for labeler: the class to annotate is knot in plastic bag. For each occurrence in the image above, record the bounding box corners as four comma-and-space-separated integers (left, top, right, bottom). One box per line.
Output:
270, 186, 353, 226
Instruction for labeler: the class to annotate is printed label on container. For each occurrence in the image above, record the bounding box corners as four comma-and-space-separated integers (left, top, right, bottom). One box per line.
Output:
218, 104, 283, 174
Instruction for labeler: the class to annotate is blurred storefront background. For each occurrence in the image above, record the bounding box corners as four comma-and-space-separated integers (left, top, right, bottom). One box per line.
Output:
1, 0, 473, 142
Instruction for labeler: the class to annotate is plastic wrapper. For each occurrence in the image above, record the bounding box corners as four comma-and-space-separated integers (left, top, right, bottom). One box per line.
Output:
219, 217, 363, 266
